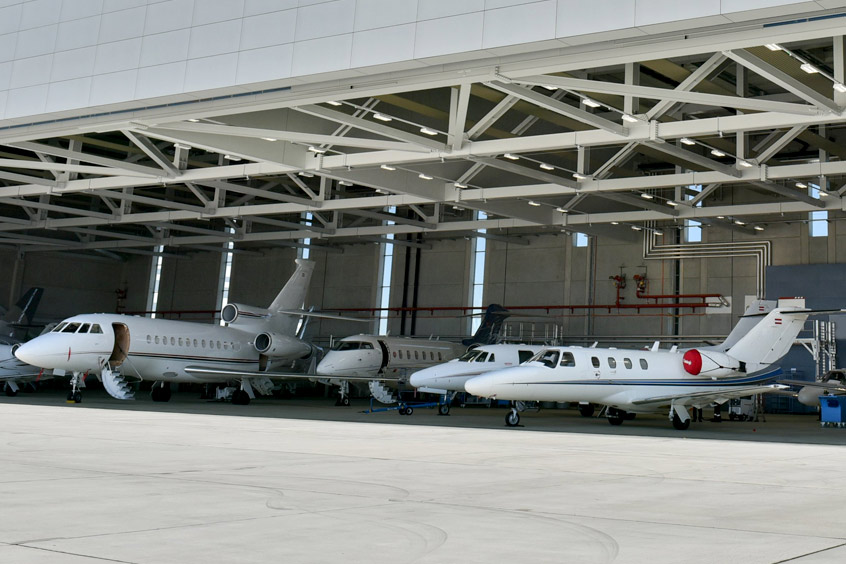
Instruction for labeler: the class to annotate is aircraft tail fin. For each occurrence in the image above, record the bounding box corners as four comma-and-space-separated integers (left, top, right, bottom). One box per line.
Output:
707, 299, 778, 352
267, 259, 316, 334
462, 304, 511, 346
726, 298, 809, 372
4, 287, 44, 325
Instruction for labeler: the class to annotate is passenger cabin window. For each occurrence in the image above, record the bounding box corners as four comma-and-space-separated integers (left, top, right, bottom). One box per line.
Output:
640, 359, 648, 370
591, 357, 600, 368
624, 358, 632, 369
147, 335, 152, 344
608, 357, 617, 369
438, 352, 443, 361
518, 350, 535, 364
62, 323, 81, 333
430, 351, 434, 361
559, 353, 576, 367
414, 350, 419, 360
155, 336, 160, 344
398, 350, 403, 359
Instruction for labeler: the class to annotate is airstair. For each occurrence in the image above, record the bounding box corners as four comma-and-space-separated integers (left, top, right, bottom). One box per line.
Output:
100, 366, 135, 400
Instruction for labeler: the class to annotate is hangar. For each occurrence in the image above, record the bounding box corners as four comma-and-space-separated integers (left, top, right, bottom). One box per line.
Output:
4, 1, 846, 562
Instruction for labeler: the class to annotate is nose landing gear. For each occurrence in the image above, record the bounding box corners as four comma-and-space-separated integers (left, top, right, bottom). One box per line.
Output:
66, 372, 84, 403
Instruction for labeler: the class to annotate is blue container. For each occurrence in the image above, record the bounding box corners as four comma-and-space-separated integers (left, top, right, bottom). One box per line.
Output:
819, 396, 846, 423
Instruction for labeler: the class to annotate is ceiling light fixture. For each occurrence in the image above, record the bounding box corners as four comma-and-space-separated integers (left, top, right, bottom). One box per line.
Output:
738, 160, 754, 168
800, 62, 819, 74
819, 190, 829, 196
454, 182, 468, 189
503, 153, 519, 160
223, 154, 241, 161
716, 215, 725, 219
375, 189, 388, 194
527, 200, 541, 206
187, 118, 199, 123
795, 182, 807, 189
419, 127, 438, 136
373, 113, 392, 122
338, 180, 353, 186
754, 225, 765, 231
298, 171, 314, 178
667, 200, 678, 206
765, 43, 782, 51
653, 230, 663, 236
680, 137, 696, 146
710, 149, 726, 157
573, 172, 588, 180
583, 98, 601, 108
173, 143, 191, 150
539, 163, 555, 171
326, 101, 343, 106
555, 207, 568, 213
308, 146, 326, 154
640, 193, 654, 200
835, 83, 846, 93
261, 137, 277, 142
734, 220, 745, 225
380, 164, 396, 171
418, 173, 433, 180
611, 221, 619, 225
621, 113, 639, 123
631, 225, 642, 231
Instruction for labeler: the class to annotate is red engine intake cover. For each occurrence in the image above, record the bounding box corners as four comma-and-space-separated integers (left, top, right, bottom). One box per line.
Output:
682, 349, 702, 375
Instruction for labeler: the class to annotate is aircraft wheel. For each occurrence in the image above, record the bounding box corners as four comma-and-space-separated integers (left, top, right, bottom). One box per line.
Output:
4, 387, 18, 397
505, 410, 520, 427
438, 404, 450, 416
341, 397, 350, 407
232, 390, 250, 405
672, 413, 691, 430
405, 406, 414, 416
606, 408, 625, 426
72, 392, 82, 403
578, 403, 595, 417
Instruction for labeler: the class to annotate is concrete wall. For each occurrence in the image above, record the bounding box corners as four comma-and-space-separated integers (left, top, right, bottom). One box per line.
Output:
2, 0, 842, 123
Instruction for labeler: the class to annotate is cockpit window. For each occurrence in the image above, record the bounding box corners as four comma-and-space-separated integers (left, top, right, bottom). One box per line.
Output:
529, 349, 560, 368
52, 322, 68, 333
62, 323, 81, 333
559, 352, 576, 367
458, 350, 482, 362
333, 341, 374, 351
78, 323, 91, 334
488, 354, 495, 362
90, 324, 103, 334
474, 352, 489, 362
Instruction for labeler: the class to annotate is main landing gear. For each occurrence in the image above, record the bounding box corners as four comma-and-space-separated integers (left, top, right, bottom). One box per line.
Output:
578, 402, 595, 417
231, 389, 251, 405
606, 407, 625, 426
150, 382, 172, 402
670, 404, 692, 430
505, 408, 520, 427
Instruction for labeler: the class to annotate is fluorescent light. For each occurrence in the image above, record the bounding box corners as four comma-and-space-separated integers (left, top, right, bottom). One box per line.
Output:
373, 113, 392, 122
710, 149, 726, 157
375, 189, 388, 194
298, 171, 314, 178
527, 200, 541, 207
418, 173, 433, 180
308, 146, 326, 154
338, 180, 353, 186
800, 63, 819, 74
503, 153, 519, 160
738, 160, 753, 168
765, 43, 782, 51
622, 113, 639, 123
173, 143, 191, 150
541, 85, 557, 91
326, 100, 343, 106
734, 220, 745, 225
223, 154, 241, 161
555, 207, 568, 213
611, 221, 619, 225
667, 200, 679, 206
835, 83, 846, 93
653, 230, 663, 236
419, 127, 438, 136
380, 164, 396, 171
573, 172, 588, 180
454, 182, 468, 189
640, 193, 653, 200
187, 118, 199, 122
583, 98, 601, 108
539, 163, 555, 171
819, 190, 829, 197
452, 205, 463, 210
631, 225, 642, 231
261, 137, 277, 142
754, 225, 765, 231
716, 215, 725, 219
795, 182, 807, 189
680, 137, 696, 146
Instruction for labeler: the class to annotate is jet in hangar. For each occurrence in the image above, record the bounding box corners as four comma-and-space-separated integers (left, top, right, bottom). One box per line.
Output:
464, 298, 823, 430
0, 287, 44, 343
13, 259, 349, 405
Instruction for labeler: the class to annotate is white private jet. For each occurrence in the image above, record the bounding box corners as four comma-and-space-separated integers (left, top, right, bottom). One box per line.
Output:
408, 343, 544, 414
780, 369, 846, 406
14, 259, 342, 405
465, 298, 821, 430
312, 304, 512, 406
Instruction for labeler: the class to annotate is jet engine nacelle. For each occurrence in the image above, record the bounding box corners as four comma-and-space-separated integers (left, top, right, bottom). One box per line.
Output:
682, 349, 742, 378
221, 303, 270, 325
254, 331, 312, 359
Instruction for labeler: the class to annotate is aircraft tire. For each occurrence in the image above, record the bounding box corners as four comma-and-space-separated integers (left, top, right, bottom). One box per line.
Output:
405, 406, 413, 416
72, 391, 82, 403
341, 397, 350, 407
4, 387, 18, 397
578, 403, 595, 417
438, 404, 450, 416
232, 390, 250, 405
606, 408, 625, 426
505, 410, 520, 427
672, 413, 691, 430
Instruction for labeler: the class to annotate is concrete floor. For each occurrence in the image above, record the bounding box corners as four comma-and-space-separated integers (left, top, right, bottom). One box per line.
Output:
2, 390, 846, 563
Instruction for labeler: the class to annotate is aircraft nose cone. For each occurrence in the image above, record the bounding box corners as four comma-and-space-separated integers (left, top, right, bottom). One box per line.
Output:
409, 368, 432, 388
14, 340, 41, 367
465, 374, 495, 397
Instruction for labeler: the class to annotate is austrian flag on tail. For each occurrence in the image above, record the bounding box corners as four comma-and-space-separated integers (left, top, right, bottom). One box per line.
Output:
774, 318, 782, 325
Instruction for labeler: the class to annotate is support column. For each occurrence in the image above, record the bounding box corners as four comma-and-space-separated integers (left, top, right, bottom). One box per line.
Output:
834, 36, 846, 106
624, 62, 640, 115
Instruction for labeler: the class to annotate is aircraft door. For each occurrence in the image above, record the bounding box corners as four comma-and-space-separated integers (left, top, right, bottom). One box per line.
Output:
377, 340, 389, 373
109, 323, 130, 367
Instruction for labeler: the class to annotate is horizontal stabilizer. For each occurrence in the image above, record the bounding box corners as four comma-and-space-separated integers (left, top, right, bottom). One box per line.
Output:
276, 309, 369, 322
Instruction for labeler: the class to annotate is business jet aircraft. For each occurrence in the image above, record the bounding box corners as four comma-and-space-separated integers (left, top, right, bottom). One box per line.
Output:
465, 298, 819, 430
408, 343, 544, 414
0, 287, 44, 343
14, 259, 336, 405
311, 304, 512, 406
780, 369, 846, 406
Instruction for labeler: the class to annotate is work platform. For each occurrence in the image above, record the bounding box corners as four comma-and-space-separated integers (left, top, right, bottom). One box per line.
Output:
1, 391, 845, 563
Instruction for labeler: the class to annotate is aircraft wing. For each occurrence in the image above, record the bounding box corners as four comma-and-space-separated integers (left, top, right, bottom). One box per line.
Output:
629, 384, 788, 408
779, 379, 846, 391
183, 365, 385, 382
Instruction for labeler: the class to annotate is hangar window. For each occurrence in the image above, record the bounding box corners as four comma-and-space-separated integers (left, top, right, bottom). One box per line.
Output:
624, 358, 632, 369
377, 206, 396, 334
640, 359, 648, 370
591, 356, 600, 368
146, 244, 164, 319
574, 232, 589, 248
809, 184, 828, 237
559, 353, 575, 367
470, 211, 488, 333
608, 357, 617, 369
216, 226, 236, 327
90, 325, 102, 334
685, 185, 702, 243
